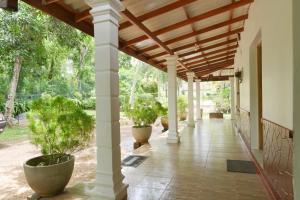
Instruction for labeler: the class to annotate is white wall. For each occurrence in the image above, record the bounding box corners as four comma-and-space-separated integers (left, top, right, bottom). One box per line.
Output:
235, 0, 293, 129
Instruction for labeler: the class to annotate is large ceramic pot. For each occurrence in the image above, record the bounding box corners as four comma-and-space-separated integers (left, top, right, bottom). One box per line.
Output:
161, 116, 168, 132
24, 154, 75, 197
132, 126, 152, 144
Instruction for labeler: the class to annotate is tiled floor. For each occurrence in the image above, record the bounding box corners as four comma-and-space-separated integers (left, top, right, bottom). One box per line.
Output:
122, 119, 270, 200
25, 119, 270, 200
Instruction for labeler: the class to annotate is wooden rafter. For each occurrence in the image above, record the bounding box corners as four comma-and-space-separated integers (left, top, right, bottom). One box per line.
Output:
128, 14, 247, 47
125, 0, 253, 46
184, 50, 237, 67
200, 75, 234, 82
119, 0, 197, 30
181, 45, 238, 63
195, 61, 234, 76
153, 38, 238, 64
141, 27, 243, 53
188, 54, 235, 69
121, 9, 173, 54
180, 60, 234, 76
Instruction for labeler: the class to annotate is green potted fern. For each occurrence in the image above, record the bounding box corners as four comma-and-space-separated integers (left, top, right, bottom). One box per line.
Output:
125, 95, 158, 144
24, 95, 94, 198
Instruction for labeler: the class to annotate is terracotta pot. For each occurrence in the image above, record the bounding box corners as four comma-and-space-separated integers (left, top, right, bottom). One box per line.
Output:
132, 126, 152, 143
161, 116, 168, 131
24, 154, 74, 197
209, 112, 224, 119
179, 112, 187, 121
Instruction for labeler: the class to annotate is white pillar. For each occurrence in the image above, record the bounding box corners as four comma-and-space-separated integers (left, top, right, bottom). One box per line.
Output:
230, 77, 235, 119
86, 0, 127, 199
166, 55, 180, 143
196, 79, 201, 121
186, 72, 195, 127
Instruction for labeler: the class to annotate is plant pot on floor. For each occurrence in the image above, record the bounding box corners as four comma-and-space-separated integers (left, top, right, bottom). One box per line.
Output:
132, 126, 152, 144
179, 112, 187, 121
161, 116, 168, 132
24, 154, 75, 197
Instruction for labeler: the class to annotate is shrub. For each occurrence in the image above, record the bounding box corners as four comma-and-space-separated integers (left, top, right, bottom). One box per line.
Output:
124, 94, 158, 127
177, 95, 187, 115
81, 97, 96, 110
27, 95, 95, 165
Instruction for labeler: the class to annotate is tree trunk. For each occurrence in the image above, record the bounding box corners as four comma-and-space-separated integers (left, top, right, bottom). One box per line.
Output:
4, 57, 22, 126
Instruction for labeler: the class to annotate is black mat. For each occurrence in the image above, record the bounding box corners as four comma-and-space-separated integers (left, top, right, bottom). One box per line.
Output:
227, 160, 257, 174
122, 155, 147, 167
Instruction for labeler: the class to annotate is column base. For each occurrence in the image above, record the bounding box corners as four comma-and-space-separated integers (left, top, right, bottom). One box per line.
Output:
167, 131, 180, 143
188, 121, 195, 127
90, 181, 128, 200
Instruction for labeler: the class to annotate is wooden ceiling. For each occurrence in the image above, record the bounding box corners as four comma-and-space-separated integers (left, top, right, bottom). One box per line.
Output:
21, 0, 253, 80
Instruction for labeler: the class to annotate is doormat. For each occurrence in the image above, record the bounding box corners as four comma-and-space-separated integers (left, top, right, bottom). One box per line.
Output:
122, 155, 147, 167
227, 160, 257, 174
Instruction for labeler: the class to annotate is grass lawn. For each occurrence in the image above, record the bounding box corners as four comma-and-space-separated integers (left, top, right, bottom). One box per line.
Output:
0, 126, 29, 141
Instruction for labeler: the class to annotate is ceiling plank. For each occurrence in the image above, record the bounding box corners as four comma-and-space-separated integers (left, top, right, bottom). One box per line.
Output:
179, 60, 234, 75
141, 27, 243, 53
119, 0, 197, 30
128, 14, 247, 47
181, 45, 238, 63
153, 38, 238, 63
184, 50, 237, 67
188, 55, 235, 70
127, 0, 253, 46
121, 9, 173, 54
153, 0, 253, 36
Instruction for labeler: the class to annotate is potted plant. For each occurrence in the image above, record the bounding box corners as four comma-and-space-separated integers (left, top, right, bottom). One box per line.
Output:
155, 101, 168, 132
125, 95, 158, 144
24, 95, 94, 198
177, 95, 188, 121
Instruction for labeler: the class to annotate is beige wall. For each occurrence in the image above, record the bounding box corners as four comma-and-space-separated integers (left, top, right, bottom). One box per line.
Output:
293, 0, 300, 198
235, 0, 293, 129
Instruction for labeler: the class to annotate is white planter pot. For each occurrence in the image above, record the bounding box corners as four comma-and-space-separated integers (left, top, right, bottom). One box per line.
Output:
132, 126, 152, 144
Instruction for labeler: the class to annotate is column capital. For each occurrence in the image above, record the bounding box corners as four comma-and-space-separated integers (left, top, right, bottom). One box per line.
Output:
186, 71, 195, 79
195, 79, 201, 83
166, 55, 178, 66
85, 0, 124, 24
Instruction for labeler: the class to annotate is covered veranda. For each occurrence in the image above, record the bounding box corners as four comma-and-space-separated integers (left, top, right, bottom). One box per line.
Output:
1, 0, 298, 199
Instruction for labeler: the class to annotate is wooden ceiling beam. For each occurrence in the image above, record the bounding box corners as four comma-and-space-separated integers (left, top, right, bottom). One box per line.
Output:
121, 9, 173, 54
141, 27, 243, 54
128, 14, 247, 47
74, 9, 90, 23
195, 62, 234, 76
181, 44, 238, 63
188, 55, 235, 70
184, 60, 234, 74
200, 75, 233, 82
153, 0, 253, 36
119, 0, 197, 30
126, 0, 252, 46
183, 50, 237, 67
154, 39, 237, 64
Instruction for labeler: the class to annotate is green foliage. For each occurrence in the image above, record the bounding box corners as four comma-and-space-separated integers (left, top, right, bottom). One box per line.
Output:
13, 100, 30, 117
155, 101, 168, 117
124, 94, 158, 127
140, 79, 158, 97
27, 95, 95, 164
81, 97, 96, 110
177, 95, 188, 115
